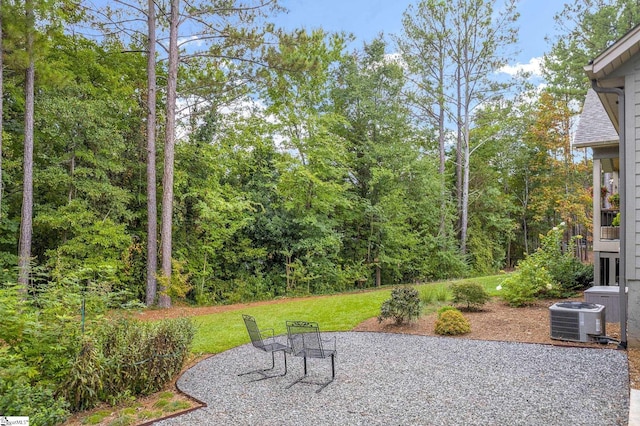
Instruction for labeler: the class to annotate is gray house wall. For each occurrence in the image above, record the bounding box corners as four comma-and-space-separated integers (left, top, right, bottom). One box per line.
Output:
627, 65, 640, 345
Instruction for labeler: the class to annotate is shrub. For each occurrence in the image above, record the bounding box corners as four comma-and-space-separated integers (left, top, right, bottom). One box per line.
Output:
434, 309, 470, 335
499, 261, 555, 307
0, 281, 195, 420
450, 281, 490, 311
573, 262, 594, 289
498, 224, 592, 305
0, 283, 80, 424
0, 365, 69, 426
378, 286, 421, 325
532, 224, 589, 295
61, 317, 195, 412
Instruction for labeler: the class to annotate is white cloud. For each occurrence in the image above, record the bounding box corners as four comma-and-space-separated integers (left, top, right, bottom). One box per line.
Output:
178, 35, 205, 49
499, 57, 542, 77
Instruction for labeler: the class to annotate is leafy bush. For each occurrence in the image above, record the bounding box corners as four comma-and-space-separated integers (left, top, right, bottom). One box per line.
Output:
498, 224, 591, 306
450, 281, 490, 311
378, 286, 421, 325
533, 225, 590, 295
499, 261, 555, 307
573, 262, 594, 288
434, 309, 470, 335
156, 259, 193, 302
0, 352, 70, 426
61, 317, 195, 411
0, 283, 81, 424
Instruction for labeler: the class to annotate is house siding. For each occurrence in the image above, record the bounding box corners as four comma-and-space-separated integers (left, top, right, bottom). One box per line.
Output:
628, 64, 640, 346
628, 280, 640, 346
633, 65, 640, 279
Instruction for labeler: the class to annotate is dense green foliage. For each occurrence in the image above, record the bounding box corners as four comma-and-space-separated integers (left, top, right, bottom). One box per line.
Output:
436, 305, 459, 317
434, 308, 471, 335
377, 286, 422, 325
543, 0, 640, 102
0, 0, 607, 309
450, 281, 490, 311
0, 284, 194, 422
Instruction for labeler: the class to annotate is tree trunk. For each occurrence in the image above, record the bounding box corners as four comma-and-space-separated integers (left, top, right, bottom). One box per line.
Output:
523, 173, 529, 254
455, 67, 463, 239
145, 0, 158, 307
437, 64, 447, 237
159, 0, 179, 308
18, 0, 35, 289
460, 123, 470, 254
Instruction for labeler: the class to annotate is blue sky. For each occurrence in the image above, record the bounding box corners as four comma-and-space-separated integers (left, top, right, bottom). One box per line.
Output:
275, 0, 567, 78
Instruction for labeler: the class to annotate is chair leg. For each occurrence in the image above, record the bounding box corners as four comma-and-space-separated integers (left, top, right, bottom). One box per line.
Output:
239, 350, 287, 381
285, 355, 308, 389
331, 353, 335, 378
286, 354, 335, 393
315, 354, 335, 393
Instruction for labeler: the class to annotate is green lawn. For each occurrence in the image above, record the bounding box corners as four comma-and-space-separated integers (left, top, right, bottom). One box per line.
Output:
190, 274, 506, 354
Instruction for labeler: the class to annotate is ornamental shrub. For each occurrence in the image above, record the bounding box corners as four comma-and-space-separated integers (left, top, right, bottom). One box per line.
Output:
378, 286, 421, 325
61, 317, 195, 411
499, 260, 555, 307
498, 224, 592, 306
450, 281, 490, 311
531, 224, 590, 295
434, 309, 471, 335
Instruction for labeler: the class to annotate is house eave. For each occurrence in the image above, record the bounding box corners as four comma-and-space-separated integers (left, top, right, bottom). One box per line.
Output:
586, 25, 640, 81
573, 139, 618, 149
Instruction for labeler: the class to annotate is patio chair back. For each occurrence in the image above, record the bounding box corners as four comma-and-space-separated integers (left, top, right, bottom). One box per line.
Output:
243, 314, 267, 350
286, 320, 325, 358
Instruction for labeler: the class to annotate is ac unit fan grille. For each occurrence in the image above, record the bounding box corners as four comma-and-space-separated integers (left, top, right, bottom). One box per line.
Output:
550, 311, 580, 341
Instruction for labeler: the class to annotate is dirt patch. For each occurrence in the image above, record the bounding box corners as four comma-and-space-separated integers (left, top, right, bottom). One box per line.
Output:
355, 298, 618, 346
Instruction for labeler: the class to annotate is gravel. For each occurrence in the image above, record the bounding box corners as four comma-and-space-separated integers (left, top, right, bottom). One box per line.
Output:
156, 332, 629, 426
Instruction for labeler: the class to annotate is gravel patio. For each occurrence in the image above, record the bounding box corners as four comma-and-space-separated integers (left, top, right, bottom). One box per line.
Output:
156, 332, 629, 426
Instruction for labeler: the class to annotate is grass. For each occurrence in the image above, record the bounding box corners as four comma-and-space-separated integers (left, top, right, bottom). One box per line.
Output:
191, 274, 506, 354
82, 410, 112, 425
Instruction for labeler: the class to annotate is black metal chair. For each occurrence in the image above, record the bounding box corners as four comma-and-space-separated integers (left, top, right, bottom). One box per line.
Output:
239, 314, 289, 381
285, 320, 337, 393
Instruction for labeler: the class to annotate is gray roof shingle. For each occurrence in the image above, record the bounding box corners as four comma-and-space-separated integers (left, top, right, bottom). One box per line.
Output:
574, 88, 618, 147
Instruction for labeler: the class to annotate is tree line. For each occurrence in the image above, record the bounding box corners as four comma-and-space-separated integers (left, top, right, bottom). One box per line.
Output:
0, 0, 637, 306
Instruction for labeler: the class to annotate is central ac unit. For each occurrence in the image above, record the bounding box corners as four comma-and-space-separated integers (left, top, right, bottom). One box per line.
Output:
549, 302, 606, 343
